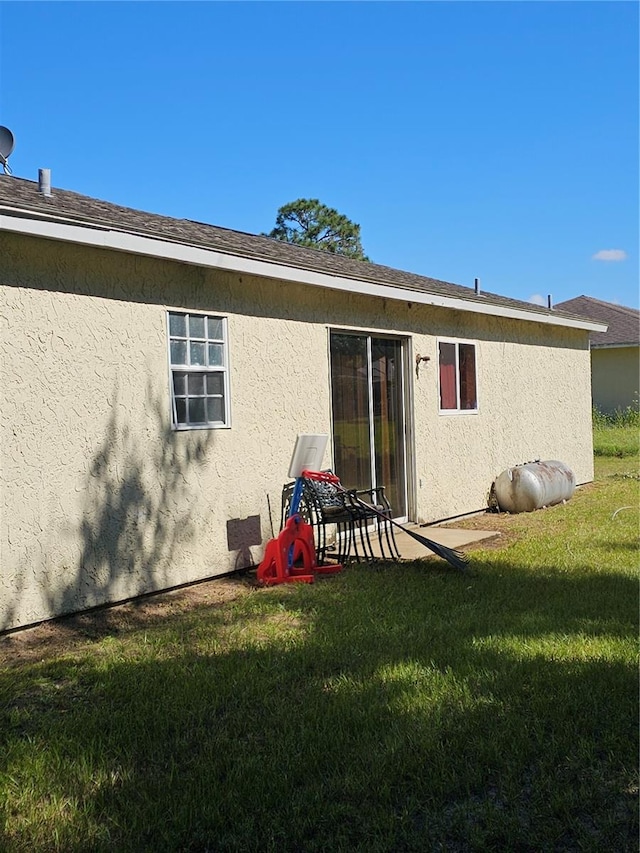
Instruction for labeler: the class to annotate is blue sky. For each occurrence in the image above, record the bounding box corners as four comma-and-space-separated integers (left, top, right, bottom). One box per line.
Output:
1, 1, 637, 308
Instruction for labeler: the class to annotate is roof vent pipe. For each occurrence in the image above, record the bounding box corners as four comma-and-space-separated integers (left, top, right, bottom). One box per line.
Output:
547, 294, 553, 310
38, 168, 51, 197
474, 277, 481, 294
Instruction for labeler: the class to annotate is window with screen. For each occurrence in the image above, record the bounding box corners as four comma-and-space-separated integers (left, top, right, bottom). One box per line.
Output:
438, 340, 478, 412
168, 311, 230, 429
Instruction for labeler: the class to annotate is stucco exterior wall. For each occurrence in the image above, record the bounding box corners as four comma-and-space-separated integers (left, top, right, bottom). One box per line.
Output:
1, 232, 594, 629
591, 347, 639, 414
410, 315, 594, 521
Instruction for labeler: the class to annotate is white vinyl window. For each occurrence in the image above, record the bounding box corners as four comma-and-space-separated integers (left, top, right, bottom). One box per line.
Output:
168, 311, 230, 429
438, 339, 478, 413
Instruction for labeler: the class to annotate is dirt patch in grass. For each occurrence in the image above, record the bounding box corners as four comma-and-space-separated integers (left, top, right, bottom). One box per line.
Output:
0, 574, 256, 667
436, 491, 596, 551
1, 514, 525, 666
438, 510, 528, 548
464, 526, 519, 551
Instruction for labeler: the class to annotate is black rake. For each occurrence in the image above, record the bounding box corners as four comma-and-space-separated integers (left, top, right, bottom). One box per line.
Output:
350, 492, 470, 573
301, 470, 469, 573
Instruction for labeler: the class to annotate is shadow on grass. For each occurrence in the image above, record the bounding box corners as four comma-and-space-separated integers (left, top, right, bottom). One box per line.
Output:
0, 560, 637, 853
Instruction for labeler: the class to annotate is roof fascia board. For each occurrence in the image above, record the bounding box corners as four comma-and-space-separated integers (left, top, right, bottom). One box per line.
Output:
0, 213, 607, 333
591, 342, 639, 349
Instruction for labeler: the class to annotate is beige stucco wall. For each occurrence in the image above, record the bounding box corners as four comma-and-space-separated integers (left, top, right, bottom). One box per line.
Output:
591, 346, 639, 414
411, 316, 594, 521
1, 232, 594, 629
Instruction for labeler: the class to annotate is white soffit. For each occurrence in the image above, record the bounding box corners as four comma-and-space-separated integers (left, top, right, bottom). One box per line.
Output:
0, 212, 608, 333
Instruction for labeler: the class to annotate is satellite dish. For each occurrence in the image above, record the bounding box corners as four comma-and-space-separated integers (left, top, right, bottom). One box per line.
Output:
0, 126, 15, 175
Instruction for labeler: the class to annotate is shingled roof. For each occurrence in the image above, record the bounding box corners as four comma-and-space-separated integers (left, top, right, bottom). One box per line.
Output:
0, 174, 604, 331
555, 296, 639, 347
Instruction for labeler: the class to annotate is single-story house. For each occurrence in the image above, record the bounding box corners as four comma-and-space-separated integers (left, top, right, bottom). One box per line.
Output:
0, 173, 607, 631
555, 296, 639, 415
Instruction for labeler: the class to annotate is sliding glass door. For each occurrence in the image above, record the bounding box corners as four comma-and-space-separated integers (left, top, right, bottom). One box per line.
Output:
330, 332, 407, 518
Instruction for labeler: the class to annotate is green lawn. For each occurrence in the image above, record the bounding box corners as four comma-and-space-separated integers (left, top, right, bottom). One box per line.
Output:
0, 438, 638, 852
592, 404, 639, 457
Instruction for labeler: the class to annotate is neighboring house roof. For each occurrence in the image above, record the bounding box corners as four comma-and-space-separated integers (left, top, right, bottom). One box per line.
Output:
554, 296, 639, 348
0, 174, 606, 333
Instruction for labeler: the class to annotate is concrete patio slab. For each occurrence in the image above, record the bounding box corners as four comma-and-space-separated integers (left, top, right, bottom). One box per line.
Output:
367, 524, 500, 560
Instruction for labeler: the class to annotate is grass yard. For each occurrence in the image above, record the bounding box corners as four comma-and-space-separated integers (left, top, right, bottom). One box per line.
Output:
0, 440, 638, 852
592, 404, 639, 458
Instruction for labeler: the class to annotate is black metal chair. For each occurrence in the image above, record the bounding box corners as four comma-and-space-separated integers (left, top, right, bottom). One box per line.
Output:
281, 472, 400, 564
281, 477, 353, 564
347, 485, 401, 562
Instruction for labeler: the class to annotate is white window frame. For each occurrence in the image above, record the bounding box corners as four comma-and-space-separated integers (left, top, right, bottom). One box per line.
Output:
437, 337, 479, 415
167, 310, 231, 430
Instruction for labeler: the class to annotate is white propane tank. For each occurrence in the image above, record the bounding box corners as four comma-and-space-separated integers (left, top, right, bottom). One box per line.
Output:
494, 460, 576, 513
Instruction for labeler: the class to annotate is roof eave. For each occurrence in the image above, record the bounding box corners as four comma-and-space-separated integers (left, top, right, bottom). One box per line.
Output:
0, 213, 607, 333
591, 342, 638, 349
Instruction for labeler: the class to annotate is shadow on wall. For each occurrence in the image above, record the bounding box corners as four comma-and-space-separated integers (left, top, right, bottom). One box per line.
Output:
2, 382, 215, 632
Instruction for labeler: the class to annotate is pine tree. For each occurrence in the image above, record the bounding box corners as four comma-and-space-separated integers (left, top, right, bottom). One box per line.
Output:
265, 199, 369, 261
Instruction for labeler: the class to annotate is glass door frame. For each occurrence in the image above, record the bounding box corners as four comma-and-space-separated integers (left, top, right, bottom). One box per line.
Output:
328, 328, 413, 523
